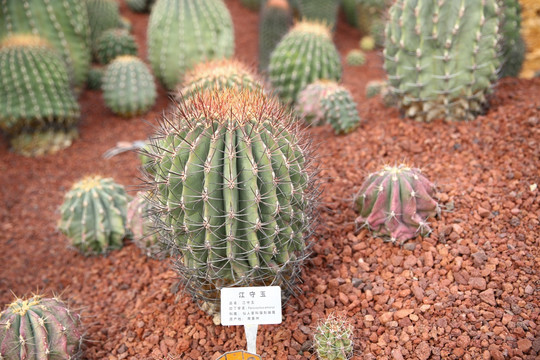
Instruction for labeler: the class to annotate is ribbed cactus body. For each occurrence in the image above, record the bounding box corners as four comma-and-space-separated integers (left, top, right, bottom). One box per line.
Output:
103, 56, 157, 117
259, 0, 293, 73
384, 0, 501, 122
0, 35, 80, 157
146, 89, 315, 304
0, 295, 84, 360
86, 0, 121, 50
87, 66, 104, 90
269, 21, 342, 104
59, 175, 130, 255
499, 0, 525, 77
321, 85, 361, 134
147, 0, 234, 90
297, 0, 339, 30
127, 192, 163, 258
346, 49, 366, 66
0, 0, 91, 90
96, 28, 138, 65
355, 165, 439, 244
314, 314, 355, 360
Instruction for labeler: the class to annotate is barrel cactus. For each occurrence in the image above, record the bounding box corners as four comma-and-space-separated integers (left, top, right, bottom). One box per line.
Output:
144, 88, 316, 307
87, 66, 104, 90
96, 28, 138, 65
499, 0, 525, 77
103, 55, 157, 117
384, 0, 501, 122
147, 0, 235, 90
269, 21, 342, 105
259, 0, 293, 73
297, 0, 340, 30
58, 175, 130, 256
365, 79, 385, 98
0, 295, 84, 360
296, 81, 333, 126
86, 0, 121, 52
0, 0, 91, 91
354, 165, 440, 244
313, 314, 355, 360
0, 35, 80, 157
127, 192, 164, 258
346, 49, 366, 66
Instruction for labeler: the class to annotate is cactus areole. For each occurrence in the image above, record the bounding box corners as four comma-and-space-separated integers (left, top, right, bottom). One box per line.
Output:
145, 89, 317, 305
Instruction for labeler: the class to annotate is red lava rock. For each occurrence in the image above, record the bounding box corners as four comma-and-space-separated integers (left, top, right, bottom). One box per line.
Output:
415, 341, 431, 360
517, 338, 532, 353
479, 288, 497, 306
391, 348, 405, 360
469, 277, 487, 290
394, 309, 414, 320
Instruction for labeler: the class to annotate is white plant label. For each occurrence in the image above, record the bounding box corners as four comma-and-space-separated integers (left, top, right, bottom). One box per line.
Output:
221, 286, 282, 326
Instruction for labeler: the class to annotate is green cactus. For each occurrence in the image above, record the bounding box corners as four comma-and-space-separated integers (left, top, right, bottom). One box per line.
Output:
144, 88, 316, 306
295, 81, 333, 126
96, 28, 139, 64
269, 21, 342, 104
119, 16, 133, 32
240, 0, 262, 11
0, 35, 80, 157
0, 0, 91, 91
86, 0, 121, 51
127, 191, 165, 258
356, 0, 388, 36
346, 49, 366, 66
365, 79, 385, 98
0, 295, 84, 360
313, 314, 355, 360
354, 164, 440, 244
147, 0, 235, 90
103, 55, 157, 117
341, 0, 359, 27
58, 175, 130, 255
499, 0, 525, 77
87, 66, 104, 90
297, 0, 339, 30
359, 35, 375, 51
384, 0, 501, 122
369, 18, 386, 48
126, 0, 154, 12
259, 0, 293, 73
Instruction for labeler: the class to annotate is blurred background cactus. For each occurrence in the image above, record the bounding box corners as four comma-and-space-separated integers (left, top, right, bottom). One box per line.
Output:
87, 66, 105, 90
258, 0, 293, 73
95, 28, 139, 65
147, 0, 235, 90
313, 314, 355, 360
86, 0, 121, 55
127, 192, 164, 258
499, 0, 525, 78
126, 0, 156, 13
346, 49, 366, 66
297, 0, 340, 30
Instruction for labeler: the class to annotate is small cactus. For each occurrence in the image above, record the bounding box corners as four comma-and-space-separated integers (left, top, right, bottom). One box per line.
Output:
346, 49, 366, 66
313, 314, 355, 360
296, 81, 333, 126
86, 0, 121, 52
127, 192, 164, 258
359, 35, 375, 51
96, 28, 138, 64
297, 0, 340, 30
0, 295, 84, 360
259, 0, 293, 73
365, 80, 385, 98
354, 165, 440, 244
58, 175, 130, 255
87, 66, 105, 90
103, 55, 157, 117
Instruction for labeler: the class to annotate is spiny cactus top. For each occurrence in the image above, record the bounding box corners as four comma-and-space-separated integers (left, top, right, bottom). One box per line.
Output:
258, 0, 293, 73
0, 295, 84, 360
269, 21, 342, 104
96, 28, 139, 65
354, 165, 440, 245
0, 35, 80, 157
145, 88, 317, 305
147, 0, 235, 90
384, 0, 501, 122
313, 314, 355, 360
58, 175, 130, 256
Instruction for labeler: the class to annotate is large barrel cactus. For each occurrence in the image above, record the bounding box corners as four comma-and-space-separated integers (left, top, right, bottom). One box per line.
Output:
144, 88, 317, 307
58, 175, 130, 256
384, 0, 501, 122
147, 0, 235, 90
297, 0, 340, 30
0, 295, 84, 360
499, 0, 526, 77
0, 0, 91, 90
259, 0, 293, 73
269, 21, 342, 105
0, 35, 80, 157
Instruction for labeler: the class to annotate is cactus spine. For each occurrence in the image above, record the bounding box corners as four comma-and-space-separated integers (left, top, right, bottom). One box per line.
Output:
147, 0, 235, 90
297, 0, 340, 30
499, 0, 525, 77
0, 295, 84, 360
96, 28, 139, 65
313, 314, 355, 360
259, 0, 293, 73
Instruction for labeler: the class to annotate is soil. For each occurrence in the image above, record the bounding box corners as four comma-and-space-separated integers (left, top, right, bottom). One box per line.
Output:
1, 1, 539, 360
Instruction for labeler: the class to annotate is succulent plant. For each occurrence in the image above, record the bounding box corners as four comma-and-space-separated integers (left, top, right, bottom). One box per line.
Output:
87, 66, 104, 90
240, 0, 262, 11
126, 0, 155, 12
0, 35, 80, 157
269, 21, 342, 104
365, 79, 385, 98
144, 88, 317, 306
321, 85, 361, 134
259, 0, 293, 73
313, 314, 355, 360
58, 175, 130, 256
295, 81, 333, 126
119, 16, 133, 32
354, 165, 440, 244
369, 18, 386, 48
297, 0, 340, 30
147, 0, 235, 90
384, 0, 501, 122
341, 0, 360, 27
356, 0, 389, 36
0, 295, 84, 360
0, 0, 91, 91
96, 28, 138, 65
86, 0, 121, 52
346, 49, 366, 66
103, 55, 157, 117
359, 35, 375, 51
499, 0, 525, 78
127, 192, 164, 258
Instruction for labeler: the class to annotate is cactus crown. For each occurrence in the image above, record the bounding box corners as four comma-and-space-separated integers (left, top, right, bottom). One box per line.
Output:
0, 34, 52, 49
7, 295, 43, 316
292, 20, 332, 39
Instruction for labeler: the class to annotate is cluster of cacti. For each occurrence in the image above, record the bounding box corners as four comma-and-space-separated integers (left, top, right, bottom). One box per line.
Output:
499, 0, 526, 78
313, 314, 355, 360
240, 0, 262, 11
297, 0, 340, 30
58, 175, 130, 256
0, 0, 91, 91
147, 0, 235, 90
346, 49, 366, 66
126, 0, 156, 13
0, 35, 80, 157
0, 295, 84, 360
269, 21, 342, 104
144, 88, 316, 306
127, 192, 164, 258
96, 28, 138, 65
87, 66, 105, 90
103, 55, 157, 117
258, 0, 293, 73
354, 165, 440, 244
86, 0, 121, 53
384, 0, 501, 122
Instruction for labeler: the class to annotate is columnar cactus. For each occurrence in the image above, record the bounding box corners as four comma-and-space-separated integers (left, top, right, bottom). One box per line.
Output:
384, 0, 501, 122
259, 0, 293, 73
346, 49, 366, 66
499, 0, 525, 77
297, 0, 340, 30
0, 35, 80, 157
0, 295, 84, 360
58, 175, 130, 255
269, 21, 342, 104
127, 192, 163, 258
354, 165, 440, 244
144, 88, 316, 306
0, 0, 91, 90
313, 314, 355, 360
96, 28, 139, 65
147, 0, 235, 90
86, 0, 121, 50
103, 55, 157, 117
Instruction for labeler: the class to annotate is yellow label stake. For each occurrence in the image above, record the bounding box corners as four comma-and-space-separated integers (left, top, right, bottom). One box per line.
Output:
216, 350, 261, 360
